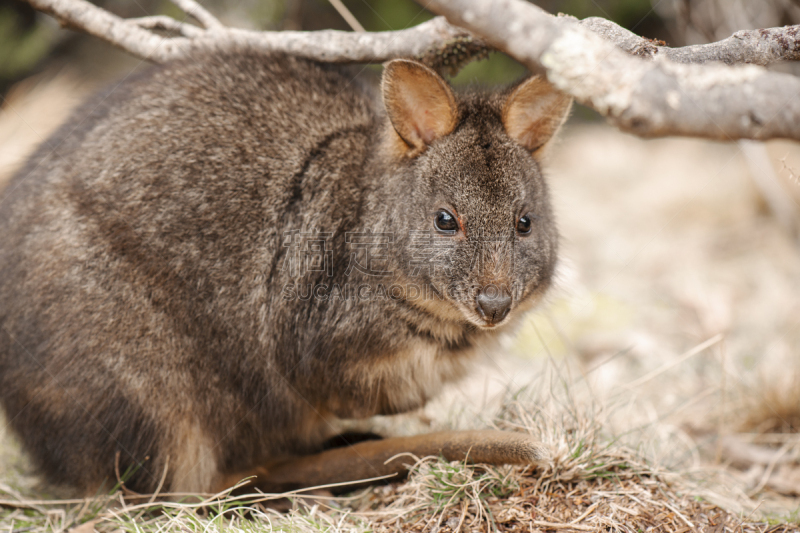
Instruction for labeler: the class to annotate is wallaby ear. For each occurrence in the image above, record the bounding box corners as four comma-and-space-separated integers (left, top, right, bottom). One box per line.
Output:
382, 60, 458, 154
503, 76, 572, 155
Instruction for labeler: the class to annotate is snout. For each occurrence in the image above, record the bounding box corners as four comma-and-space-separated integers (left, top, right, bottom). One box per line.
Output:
475, 286, 512, 326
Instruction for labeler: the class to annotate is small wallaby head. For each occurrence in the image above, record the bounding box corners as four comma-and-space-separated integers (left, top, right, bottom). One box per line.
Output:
380, 59, 572, 329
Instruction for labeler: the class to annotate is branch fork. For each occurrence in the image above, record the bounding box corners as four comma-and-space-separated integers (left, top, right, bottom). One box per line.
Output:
23, 0, 800, 141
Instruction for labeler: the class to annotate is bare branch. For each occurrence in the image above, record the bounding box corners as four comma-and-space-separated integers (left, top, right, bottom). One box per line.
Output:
27, 0, 191, 62
33, 0, 799, 68
421, 0, 800, 141
169, 0, 222, 30
23, 0, 800, 141
26, 0, 478, 65
579, 16, 800, 65
221, 19, 480, 66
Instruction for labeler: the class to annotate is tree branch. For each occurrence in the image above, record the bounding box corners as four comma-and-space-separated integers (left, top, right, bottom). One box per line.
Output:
421, 0, 800, 141
26, 0, 480, 65
23, 0, 800, 141
28, 0, 800, 67
169, 0, 222, 31
27, 0, 191, 62
578, 16, 800, 65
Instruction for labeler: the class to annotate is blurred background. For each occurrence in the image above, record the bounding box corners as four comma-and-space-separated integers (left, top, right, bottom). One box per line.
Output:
1, 0, 800, 519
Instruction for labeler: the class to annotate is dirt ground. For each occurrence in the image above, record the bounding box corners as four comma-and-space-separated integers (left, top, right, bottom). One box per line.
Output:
1, 70, 800, 530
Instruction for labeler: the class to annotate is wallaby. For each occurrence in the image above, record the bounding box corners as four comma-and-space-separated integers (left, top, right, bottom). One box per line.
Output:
0, 50, 571, 496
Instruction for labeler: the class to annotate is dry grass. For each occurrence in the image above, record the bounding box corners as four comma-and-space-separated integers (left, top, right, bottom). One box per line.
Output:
740, 365, 800, 435
2, 360, 799, 532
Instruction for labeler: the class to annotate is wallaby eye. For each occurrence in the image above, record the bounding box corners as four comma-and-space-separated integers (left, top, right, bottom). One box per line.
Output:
517, 215, 532, 235
434, 209, 458, 234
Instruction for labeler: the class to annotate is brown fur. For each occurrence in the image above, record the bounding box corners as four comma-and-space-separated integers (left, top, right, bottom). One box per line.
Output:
503, 76, 572, 155
0, 50, 570, 495
382, 60, 459, 156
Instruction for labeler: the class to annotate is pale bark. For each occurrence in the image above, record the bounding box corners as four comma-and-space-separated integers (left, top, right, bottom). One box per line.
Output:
578, 17, 800, 65
26, 0, 475, 64
422, 0, 800, 140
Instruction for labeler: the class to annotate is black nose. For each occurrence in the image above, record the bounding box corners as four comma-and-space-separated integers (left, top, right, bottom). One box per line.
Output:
475, 288, 512, 325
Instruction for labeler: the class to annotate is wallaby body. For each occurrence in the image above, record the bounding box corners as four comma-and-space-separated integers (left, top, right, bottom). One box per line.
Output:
0, 51, 569, 495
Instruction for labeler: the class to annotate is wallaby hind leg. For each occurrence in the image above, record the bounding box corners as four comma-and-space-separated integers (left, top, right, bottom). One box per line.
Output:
236, 430, 549, 494
320, 431, 384, 450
